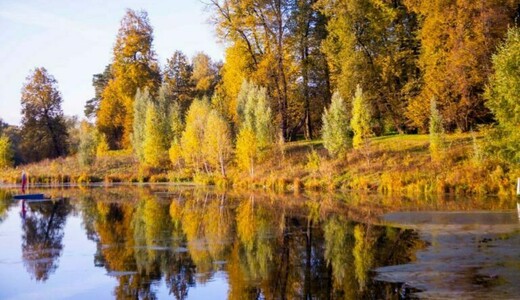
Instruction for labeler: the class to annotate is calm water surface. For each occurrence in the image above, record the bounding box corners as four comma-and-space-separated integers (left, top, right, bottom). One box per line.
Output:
0, 186, 518, 299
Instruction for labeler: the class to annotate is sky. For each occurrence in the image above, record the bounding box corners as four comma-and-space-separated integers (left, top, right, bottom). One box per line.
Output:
0, 0, 224, 126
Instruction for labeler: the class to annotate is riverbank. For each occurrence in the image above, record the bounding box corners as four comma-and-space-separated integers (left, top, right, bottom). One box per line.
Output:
1, 133, 518, 198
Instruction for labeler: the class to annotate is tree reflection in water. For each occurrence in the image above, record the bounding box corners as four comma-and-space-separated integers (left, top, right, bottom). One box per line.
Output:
28, 187, 426, 299
21, 199, 72, 281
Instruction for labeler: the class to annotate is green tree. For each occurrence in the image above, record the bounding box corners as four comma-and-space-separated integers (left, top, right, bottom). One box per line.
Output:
143, 102, 168, 168
0, 135, 14, 169
20, 67, 69, 163
322, 92, 351, 158
429, 97, 445, 162
84, 64, 112, 120
202, 110, 232, 176
485, 27, 520, 163
77, 121, 97, 168
318, 0, 421, 134
96, 9, 160, 149
132, 88, 152, 162
351, 85, 372, 149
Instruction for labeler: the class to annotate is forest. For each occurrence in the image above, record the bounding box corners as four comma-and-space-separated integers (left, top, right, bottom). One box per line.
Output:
1, 0, 520, 197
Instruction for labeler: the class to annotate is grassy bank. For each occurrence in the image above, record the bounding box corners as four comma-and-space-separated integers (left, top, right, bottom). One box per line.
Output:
1, 133, 519, 198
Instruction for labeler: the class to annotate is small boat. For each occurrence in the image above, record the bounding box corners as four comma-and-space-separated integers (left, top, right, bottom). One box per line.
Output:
13, 193, 47, 200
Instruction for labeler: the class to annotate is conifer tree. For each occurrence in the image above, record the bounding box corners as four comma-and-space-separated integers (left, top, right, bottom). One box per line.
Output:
322, 92, 351, 158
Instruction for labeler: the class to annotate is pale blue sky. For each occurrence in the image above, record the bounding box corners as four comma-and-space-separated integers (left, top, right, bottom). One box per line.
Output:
0, 0, 223, 125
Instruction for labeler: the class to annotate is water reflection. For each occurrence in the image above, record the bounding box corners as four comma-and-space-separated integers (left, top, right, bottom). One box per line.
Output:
74, 188, 423, 299
2, 187, 427, 299
21, 199, 72, 281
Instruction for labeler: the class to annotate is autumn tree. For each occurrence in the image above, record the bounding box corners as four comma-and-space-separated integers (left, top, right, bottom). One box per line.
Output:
484, 27, 520, 163
181, 98, 211, 172
142, 102, 169, 168
318, 0, 421, 134
404, 0, 518, 131
0, 135, 13, 169
235, 127, 259, 176
322, 92, 351, 158
20, 67, 69, 162
429, 98, 445, 162
131, 88, 151, 162
96, 9, 160, 149
210, 0, 298, 140
202, 110, 233, 176
192, 52, 220, 98
163, 51, 195, 116
351, 85, 372, 149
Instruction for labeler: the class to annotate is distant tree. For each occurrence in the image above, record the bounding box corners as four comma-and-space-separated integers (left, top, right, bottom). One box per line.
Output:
429, 98, 445, 162
96, 9, 161, 149
202, 110, 232, 176
322, 92, 351, 158
77, 121, 97, 168
20, 67, 69, 162
143, 102, 168, 168
132, 88, 152, 162
351, 85, 372, 149
84, 64, 112, 119
65, 116, 80, 155
0, 135, 14, 169
191, 52, 220, 98
164, 51, 195, 116
484, 27, 520, 163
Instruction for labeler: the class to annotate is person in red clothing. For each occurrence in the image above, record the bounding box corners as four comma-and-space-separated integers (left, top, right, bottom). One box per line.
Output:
21, 171, 27, 194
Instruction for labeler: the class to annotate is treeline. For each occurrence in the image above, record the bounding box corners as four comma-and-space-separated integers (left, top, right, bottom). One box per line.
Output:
1, 1, 520, 171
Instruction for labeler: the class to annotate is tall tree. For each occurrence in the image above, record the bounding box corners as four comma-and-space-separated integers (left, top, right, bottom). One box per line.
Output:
163, 51, 195, 116
484, 27, 520, 163
351, 85, 372, 149
96, 9, 161, 149
20, 67, 69, 162
132, 88, 152, 162
142, 102, 168, 168
210, 0, 297, 140
318, 0, 421, 134
192, 52, 220, 98
404, 0, 518, 131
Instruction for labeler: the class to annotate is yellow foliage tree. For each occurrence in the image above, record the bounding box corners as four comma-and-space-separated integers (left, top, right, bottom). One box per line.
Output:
202, 110, 232, 177
143, 102, 168, 168
235, 127, 258, 177
181, 98, 211, 172
96, 9, 160, 149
